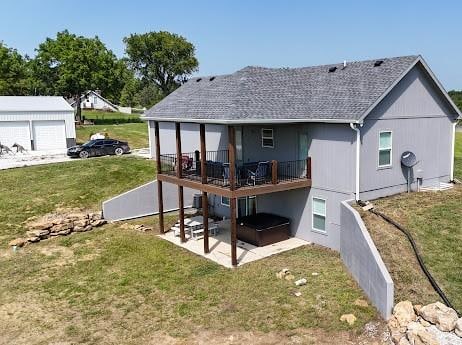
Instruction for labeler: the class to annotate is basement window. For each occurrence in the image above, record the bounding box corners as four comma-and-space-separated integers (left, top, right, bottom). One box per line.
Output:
261, 128, 274, 148
378, 131, 393, 168
312, 197, 326, 233
221, 196, 230, 207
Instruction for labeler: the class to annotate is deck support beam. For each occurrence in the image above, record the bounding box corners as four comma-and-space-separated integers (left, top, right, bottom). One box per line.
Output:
228, 126, 237, 266
154, 121, 164, 234
200, 124, 209, 253
176, 122, 186, 242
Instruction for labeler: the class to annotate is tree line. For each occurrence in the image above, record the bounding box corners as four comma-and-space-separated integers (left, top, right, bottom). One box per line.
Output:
0, 30, 199, 120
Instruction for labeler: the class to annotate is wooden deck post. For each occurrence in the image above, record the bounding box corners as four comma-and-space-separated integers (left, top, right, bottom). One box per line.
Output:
176, 122, 186, 242
306, 157, 312, 179
200, 124, 209, 253
230, 196, 237, 266
271, 160, 278, 184
154, 121, 164, 234
228, 126, 237, 266
228, 126, 236, 191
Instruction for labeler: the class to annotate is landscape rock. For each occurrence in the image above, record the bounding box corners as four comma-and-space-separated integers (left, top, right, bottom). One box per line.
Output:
50, 223, 73, 233
26, 229, 50, 238
91, 219, 107, 227
73, 226, 85, 232
394, 301, 417, 328
27, 236, 40, 243
29, 220, 54, 230
340, 314, 357, 326
8, 238, 26, 247
389, 316, 406, 344
398, 337, 411, 345
419, 302, 458, 332
427, 324, 462, 345
406, 321, 439, 345
89, 212, 102, 221
73, 219, 88, 228
284, 274, 295, 281
276, 268, 290, 279
294, 278, 307, 286
414, 305, 423, 315
57, 229, 72, 236
354, 298, 369, 308
419, 318, 431, 328
454, 318, 462, 337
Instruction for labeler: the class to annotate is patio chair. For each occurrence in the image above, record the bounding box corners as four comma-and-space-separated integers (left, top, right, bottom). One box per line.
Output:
247, 161, 269, 185
223, 163, 240, 186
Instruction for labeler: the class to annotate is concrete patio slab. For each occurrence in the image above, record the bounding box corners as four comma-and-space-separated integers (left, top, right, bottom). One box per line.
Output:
159, 219, 309, 268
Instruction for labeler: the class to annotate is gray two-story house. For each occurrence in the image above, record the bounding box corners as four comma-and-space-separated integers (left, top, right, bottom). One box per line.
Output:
143, 55, 460, 267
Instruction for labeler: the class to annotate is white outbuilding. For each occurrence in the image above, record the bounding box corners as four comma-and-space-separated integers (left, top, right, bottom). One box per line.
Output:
0, 96, 76, 151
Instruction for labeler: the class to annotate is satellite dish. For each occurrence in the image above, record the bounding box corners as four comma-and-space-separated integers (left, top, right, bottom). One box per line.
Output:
400, 151, 418, 193
401, 151, 418, 168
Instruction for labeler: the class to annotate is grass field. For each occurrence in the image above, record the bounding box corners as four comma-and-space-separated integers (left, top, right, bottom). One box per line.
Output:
360, 133, 462, 311
0, 157, 381, 344
455, 132, 462, 179
76, 123, 149, 149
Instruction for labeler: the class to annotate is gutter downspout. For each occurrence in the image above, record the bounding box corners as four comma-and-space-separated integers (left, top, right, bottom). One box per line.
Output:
450, 122, 457, 182
350, 123, 362, 201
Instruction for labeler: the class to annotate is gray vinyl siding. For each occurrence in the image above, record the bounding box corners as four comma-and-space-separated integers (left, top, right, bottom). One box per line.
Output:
148, 121, 228, 159
359, 64, 458, 200
241, 123, 356, 193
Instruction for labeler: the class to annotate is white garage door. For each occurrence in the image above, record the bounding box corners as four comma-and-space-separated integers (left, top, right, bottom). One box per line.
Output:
33, 121, 66, 150
0, 121, 31, 150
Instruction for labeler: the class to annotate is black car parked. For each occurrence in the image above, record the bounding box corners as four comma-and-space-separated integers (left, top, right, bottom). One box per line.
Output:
67, 139, 130, 159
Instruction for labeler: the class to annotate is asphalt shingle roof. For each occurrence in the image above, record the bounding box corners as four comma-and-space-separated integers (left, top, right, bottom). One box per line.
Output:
145, 55, 420, 123
0, 96, 74, 112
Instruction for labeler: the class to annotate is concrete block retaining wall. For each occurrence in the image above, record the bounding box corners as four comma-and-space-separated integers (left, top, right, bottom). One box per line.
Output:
340, 200, 394, 319
102, 180, 196, 221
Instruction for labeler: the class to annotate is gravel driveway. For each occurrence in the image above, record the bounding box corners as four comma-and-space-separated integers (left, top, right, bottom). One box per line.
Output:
0, 150, 71, 170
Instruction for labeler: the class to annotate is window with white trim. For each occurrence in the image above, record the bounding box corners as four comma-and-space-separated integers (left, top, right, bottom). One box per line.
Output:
261, 128, 274, 148
221, 196, 230, 207
378, 131, 392, 167
312, 197, 326, 232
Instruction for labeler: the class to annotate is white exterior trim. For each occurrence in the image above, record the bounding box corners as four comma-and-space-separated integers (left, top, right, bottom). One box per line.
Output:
261, 128, 274, 148
378, 130, 393, 169
350, 123, 362, 200
450, 122, 456, 181
142, 116, 362, 125
312, 196, 327, 233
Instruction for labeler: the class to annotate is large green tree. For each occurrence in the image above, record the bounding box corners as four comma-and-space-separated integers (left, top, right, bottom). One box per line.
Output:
123, 31, 198, 97
0, 43, 30, 95
32, 30, 126, 121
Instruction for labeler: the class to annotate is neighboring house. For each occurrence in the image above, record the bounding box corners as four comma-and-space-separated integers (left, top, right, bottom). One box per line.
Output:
143, 55, 460, 264
70, 90, 119, 112
0, 96, 76, 150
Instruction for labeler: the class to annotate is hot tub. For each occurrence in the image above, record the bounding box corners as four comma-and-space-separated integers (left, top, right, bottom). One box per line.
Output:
237, 213, 290, 247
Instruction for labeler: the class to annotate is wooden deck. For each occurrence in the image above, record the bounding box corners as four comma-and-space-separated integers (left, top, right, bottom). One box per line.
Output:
157, 173, 312, 198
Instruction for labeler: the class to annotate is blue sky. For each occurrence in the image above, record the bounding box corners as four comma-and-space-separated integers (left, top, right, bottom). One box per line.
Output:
1, 0, 461, 89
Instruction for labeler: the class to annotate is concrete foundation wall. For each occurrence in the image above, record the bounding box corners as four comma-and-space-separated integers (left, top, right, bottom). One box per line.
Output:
340, 200, 394, 319
102, 180, 197, 221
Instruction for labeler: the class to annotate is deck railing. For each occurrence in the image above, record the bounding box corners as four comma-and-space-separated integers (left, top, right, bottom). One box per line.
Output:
158, 150, 311, 189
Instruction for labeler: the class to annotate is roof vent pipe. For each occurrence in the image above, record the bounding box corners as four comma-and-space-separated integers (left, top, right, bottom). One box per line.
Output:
343, 60, 347, 69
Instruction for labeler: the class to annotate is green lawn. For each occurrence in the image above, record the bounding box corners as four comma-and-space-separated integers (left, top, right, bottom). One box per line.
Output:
455, 132, 462, 179
76, 122, 149, 149
0, 157, 379, 344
